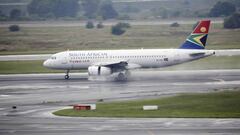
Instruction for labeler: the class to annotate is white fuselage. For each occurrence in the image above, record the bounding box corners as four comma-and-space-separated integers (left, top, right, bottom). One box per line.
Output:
43, 49, 215, 70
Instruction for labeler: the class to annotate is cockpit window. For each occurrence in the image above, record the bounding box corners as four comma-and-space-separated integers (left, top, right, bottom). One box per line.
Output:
51, 56, 57, 60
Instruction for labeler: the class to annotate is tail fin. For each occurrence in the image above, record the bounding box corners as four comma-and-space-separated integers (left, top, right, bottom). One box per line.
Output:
180, 20, 211, 49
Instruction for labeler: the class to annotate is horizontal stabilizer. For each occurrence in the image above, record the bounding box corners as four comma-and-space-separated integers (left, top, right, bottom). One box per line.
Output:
189, 52, 205, 57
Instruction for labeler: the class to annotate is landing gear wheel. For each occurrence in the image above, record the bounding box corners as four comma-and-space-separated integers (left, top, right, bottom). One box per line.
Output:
64, 75, 69, 80
116, 72, 127, 81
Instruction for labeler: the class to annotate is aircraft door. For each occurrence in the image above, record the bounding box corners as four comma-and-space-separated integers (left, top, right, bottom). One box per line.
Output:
61, 56, 68, 64
61, 54, 72, 69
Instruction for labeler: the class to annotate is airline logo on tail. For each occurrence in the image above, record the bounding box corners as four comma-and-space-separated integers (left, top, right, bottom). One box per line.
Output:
180, 20, 211, 49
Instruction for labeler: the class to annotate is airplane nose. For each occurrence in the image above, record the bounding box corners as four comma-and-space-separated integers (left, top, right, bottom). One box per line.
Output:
43, 60, 50, 67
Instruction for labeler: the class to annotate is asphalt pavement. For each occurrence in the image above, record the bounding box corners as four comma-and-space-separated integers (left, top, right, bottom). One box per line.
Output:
0, 69, 240, 135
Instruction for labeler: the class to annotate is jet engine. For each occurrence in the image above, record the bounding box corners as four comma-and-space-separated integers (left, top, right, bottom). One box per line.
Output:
88, 66, 112, 76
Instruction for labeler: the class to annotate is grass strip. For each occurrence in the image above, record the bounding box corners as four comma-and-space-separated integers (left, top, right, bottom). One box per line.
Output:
1, 24, 240, 54
53, 90, 240, 118
0, 60, 62, 74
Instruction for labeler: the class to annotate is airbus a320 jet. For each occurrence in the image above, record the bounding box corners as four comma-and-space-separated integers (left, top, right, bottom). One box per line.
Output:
43, 20, 215, 80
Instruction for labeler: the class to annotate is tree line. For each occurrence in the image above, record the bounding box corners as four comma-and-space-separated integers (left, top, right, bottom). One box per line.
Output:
0, 0, 118, 20
27, 0, 118, 20
0, 0, 239, 29
28, 0, 80, 18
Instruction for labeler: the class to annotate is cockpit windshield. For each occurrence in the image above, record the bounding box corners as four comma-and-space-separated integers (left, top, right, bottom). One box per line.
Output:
51, 56, 57, 60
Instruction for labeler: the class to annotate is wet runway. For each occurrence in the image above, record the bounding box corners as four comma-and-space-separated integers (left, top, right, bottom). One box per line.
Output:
0, 69, 240, 135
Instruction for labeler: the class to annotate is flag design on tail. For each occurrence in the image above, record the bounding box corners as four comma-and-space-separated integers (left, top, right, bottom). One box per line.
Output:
180, 20, 211, 49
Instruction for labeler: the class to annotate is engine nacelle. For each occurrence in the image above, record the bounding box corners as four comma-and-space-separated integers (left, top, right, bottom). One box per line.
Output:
88, 66, 112, 76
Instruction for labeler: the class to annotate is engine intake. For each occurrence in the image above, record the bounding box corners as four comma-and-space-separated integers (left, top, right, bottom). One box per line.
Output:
88, 66, 112, 76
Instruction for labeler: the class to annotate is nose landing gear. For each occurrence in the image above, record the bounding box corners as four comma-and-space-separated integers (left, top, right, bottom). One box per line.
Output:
65, 70, 70, 80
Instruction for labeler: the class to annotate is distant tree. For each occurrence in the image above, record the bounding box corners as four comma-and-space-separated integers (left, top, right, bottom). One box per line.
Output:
53, 0, 79, 18
112, 25, 125, 35
183, 0, 189, 5
81, 0, 100, 19
99, 0, 118, 20
151, 7, 169, 19
10, 9, 21, 20
28, 0, 80, 18
28, 0, 53, 17
118, 14, 131, 20
86, 21, 94, 29
0, 10, 4, 17
117, 22, 131, 28
121, 5, 139, 13
171, 11, 180, 18
170, 22, 180, 27
232, 0, 240, 7
81, 0, 118, 19
194, 11, 208, 18
0, 10, 8, 21
97, 22, 104, 29
160, 8, 168, 19
224, 13, 240, 29
9, 25, 20, 32
111, 22, 130, 35
209, 2, 236, 17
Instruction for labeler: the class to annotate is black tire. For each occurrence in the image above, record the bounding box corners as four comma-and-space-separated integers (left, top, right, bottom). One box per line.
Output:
65, 75, 69, 80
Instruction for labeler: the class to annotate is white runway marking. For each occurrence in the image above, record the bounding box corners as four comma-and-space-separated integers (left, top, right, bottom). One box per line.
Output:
0, 94, 10, 97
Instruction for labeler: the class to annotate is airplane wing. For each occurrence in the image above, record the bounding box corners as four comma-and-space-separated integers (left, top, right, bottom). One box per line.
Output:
92, 60, 141, 70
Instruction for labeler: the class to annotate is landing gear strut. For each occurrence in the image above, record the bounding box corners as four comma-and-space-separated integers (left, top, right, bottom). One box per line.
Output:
65, 70, 70, 80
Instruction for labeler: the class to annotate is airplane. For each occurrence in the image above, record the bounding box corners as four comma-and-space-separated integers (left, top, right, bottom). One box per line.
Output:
43, 20, 215, 80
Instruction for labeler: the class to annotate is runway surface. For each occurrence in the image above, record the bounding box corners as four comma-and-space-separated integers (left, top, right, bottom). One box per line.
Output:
0, 69, 240, 135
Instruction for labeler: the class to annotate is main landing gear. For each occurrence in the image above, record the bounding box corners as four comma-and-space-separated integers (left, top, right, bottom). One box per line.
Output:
65, 70, 70, 80
115, 71, 130, 81
117, 72, 126, 81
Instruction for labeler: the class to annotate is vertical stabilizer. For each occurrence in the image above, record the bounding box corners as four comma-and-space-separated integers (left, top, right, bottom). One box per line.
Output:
180, 20, 211, 49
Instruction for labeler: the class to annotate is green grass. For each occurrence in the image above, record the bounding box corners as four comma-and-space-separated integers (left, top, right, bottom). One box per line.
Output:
0, 61, 63, 74
0, 23, 240, 55
53, 89, 240, 118
0, 56, 239, 74
0, 50, 59, 55
163, 56, 240, 70
0, 60, 87, 74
